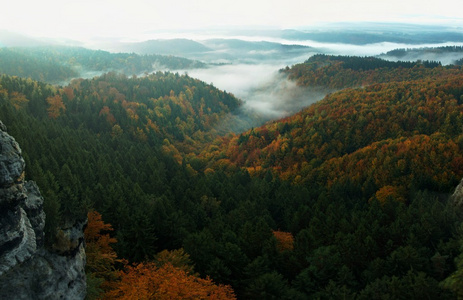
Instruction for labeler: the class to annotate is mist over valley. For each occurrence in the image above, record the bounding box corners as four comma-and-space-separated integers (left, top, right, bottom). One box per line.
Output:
3, 24, 463, 131
2, 0, 463, 297
81, 24, 463, 129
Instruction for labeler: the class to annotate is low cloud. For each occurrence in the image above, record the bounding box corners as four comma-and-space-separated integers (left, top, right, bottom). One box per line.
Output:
187, 63, 281, 96
185, 63, 329, 132
153, 36, 463, 132
242, 72, 328, 120
378, 50, 463, 65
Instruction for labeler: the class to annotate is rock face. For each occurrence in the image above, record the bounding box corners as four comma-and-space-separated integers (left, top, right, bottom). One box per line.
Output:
451, 177, 463, 209
0, 121, 86, 299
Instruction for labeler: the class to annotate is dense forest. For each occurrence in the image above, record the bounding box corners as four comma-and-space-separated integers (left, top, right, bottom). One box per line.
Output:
1, 52, 463, 298
384, 46, 463, 58
0, 46, 206, 83
281, 54, 456, 89
380, 46, 463, 66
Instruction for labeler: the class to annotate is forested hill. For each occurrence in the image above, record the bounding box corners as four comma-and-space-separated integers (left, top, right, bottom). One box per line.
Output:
0, 46, 206, 83
198, 60, 463, 197
1, 71, 241, 157
379, 46, 463, 66
1, 55, 463, 298
281, 54, 453, 89
0, 70, 243, 250
70, 71, 242, 153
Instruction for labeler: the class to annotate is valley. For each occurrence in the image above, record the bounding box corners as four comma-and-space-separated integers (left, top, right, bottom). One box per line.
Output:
1, 23, 463, 299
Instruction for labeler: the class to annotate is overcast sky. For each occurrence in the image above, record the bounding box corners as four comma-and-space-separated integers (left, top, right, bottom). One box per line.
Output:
1, 0, 462, 40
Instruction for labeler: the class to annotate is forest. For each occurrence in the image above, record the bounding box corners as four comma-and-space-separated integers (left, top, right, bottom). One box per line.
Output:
1, 51, 463, 299
0, 46, 206, 83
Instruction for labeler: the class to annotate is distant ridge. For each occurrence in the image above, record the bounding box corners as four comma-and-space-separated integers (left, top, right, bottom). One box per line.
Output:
0, 30, 47, 47
202, 39, 313, 51
280, 28, 463, 45
118, 38, 212, 55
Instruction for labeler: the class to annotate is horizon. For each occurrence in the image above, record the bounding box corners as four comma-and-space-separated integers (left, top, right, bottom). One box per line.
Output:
1, 0, 462, 42
2, 22, 463, 51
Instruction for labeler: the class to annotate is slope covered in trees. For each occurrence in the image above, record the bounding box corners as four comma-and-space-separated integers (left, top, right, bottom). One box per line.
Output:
66, 71, 241, 154
0, 48, 78, 83
0, 46, 206, 83
1, 54, 463, 298
282, 54, 453, 89
0, 71, 242, 244
198, 58, 463, 196
380, 46, 463, 65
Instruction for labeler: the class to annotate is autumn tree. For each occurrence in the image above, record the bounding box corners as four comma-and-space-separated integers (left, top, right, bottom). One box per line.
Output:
372, 185, 405, 204
9, 91, 29, 110
154, 248, 195, 273
99, 106, 116, 125
273, 230, 295, 252
62, 86, 75, 101
104, 261, 236, 300
85, 210, 119, 298
46, 94, 66, 119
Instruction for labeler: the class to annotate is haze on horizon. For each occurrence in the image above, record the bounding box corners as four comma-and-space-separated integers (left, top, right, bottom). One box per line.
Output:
1, 0, 462, 42
2, 0, 463, 131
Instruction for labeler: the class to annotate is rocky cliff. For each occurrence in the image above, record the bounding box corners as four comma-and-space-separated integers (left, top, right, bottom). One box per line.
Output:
452, 177, 463, 208
0, 121, 87, 299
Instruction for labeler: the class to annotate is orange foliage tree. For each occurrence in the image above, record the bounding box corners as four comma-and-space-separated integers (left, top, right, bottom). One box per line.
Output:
46, 94, 66, 119
104, 262, 236, 300
85, 210, 119, 294
99, 106, 117, 125
273, 230, 294, 252
373, 185, 405, 204
62, 86, 75, 101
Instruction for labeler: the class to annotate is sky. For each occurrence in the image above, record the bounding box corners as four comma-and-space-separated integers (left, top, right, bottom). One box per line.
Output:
1, 0, 462, 40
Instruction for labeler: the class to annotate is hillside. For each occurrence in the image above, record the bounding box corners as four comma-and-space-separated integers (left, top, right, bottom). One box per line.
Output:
200, 39, 316, 62
198, 56, 463, 194
1, 55, 463, 298
379, 46, 463, 66
0, 29, 47, 47
0, 46, 206, 83
281, 54, 450, 89
109, 37, 318, 64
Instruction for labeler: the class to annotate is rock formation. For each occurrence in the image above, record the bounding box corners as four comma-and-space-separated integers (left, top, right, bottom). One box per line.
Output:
452, 177, 463, 207
0, 121, 86, 299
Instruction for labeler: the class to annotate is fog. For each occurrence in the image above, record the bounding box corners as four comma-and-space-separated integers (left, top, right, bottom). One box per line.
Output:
6, 25, 459, 132
171, 37, 463, 131
74, 35, 463, 131
182, 63, 329, 132
283, 40, 463, 57
377, 47, 463, 65
187, 64, 280, 96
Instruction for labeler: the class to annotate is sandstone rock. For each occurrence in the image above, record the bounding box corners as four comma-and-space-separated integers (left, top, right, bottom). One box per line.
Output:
0, 206, 37, 276
451, 177, 463, 209
0, 122, 25, 189
0, 121, 87, 299
23, 181, 46, 248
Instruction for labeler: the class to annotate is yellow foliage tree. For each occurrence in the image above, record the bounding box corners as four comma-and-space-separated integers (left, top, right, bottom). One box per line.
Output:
10, 91, 29, 110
